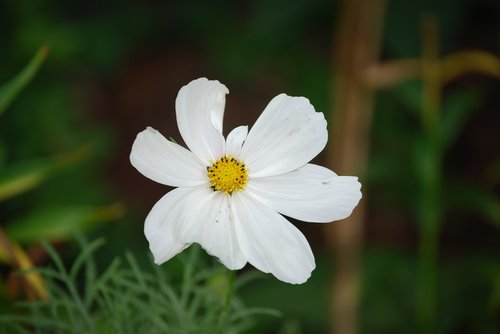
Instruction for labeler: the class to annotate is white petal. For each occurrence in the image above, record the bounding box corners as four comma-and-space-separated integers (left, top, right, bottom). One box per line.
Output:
240, 94, 327, 177
177, 190, 246, 270
130, 127, 208, 187
231, 191, 315, 284
225, 125, 248, 157
176, 78, 228, 164
247, 164, 362, 223
144, 187, 207, 264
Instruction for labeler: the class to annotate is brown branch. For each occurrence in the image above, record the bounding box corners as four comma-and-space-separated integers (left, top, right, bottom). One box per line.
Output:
362, 59, 421, 89
327, 1, 387, 334
441, 50, 500, 83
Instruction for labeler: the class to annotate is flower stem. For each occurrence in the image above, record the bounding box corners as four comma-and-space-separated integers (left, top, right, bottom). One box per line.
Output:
216, 270, 236, 334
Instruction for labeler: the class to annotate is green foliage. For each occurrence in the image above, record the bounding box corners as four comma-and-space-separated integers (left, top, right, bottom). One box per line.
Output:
361, 249, 500, 334
445, 181, 500, 228
239, 256, 331, 333
0, 45, 122, 284
0, 145, 90, 202
0, 41, 124, 319
0, 46, 48, 115
0, 7, 122, 258
439, 90, 479, 149
0, 239, 279, 334
6, 203, 125, 243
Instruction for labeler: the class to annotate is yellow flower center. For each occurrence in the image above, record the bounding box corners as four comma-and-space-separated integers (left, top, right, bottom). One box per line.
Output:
207, 156, 248, 194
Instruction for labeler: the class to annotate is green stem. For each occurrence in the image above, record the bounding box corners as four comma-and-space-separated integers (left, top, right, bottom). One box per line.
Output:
417, 15, 442, 333
216, 270, 236, 334
180, 245, 199, 311
416, 167, 440, 332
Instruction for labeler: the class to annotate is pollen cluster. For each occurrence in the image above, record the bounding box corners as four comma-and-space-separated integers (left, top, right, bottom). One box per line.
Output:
207, 156, 248, 194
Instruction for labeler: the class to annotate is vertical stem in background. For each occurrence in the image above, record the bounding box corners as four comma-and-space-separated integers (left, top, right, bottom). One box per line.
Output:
326, 1, 386, 334
216, 270, 236, 334
416, 15, 442, 333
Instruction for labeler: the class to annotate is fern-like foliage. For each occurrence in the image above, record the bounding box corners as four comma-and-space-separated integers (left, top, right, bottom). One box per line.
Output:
0, 237, 279, 334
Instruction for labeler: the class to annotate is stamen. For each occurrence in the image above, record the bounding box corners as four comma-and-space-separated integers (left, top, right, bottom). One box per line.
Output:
207, 156, 248, 194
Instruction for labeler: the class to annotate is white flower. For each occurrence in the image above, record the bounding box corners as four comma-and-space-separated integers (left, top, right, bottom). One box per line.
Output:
130, 78, 361, 284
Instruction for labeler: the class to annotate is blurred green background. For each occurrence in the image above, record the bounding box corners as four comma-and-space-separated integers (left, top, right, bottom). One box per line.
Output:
0, 0, 499, 333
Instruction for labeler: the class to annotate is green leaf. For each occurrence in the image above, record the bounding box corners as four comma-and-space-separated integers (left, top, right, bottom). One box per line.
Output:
446, 182, 500, 227
0, 46, 49, 115
0, 139, 6, 168
391, 80, 422, 117
440, 90, 479, 148
0, 145, 90, 202
69, 238, 106, 282
5, 203, 125, 243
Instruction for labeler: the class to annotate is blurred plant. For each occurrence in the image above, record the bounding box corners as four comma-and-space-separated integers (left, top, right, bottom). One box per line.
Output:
415, 16, 500, 332
0, 48, 124, 307
0, 46, 48, 116
0, 47, 52, 303
362, 14, 500, 333
0, 237, 279, 334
